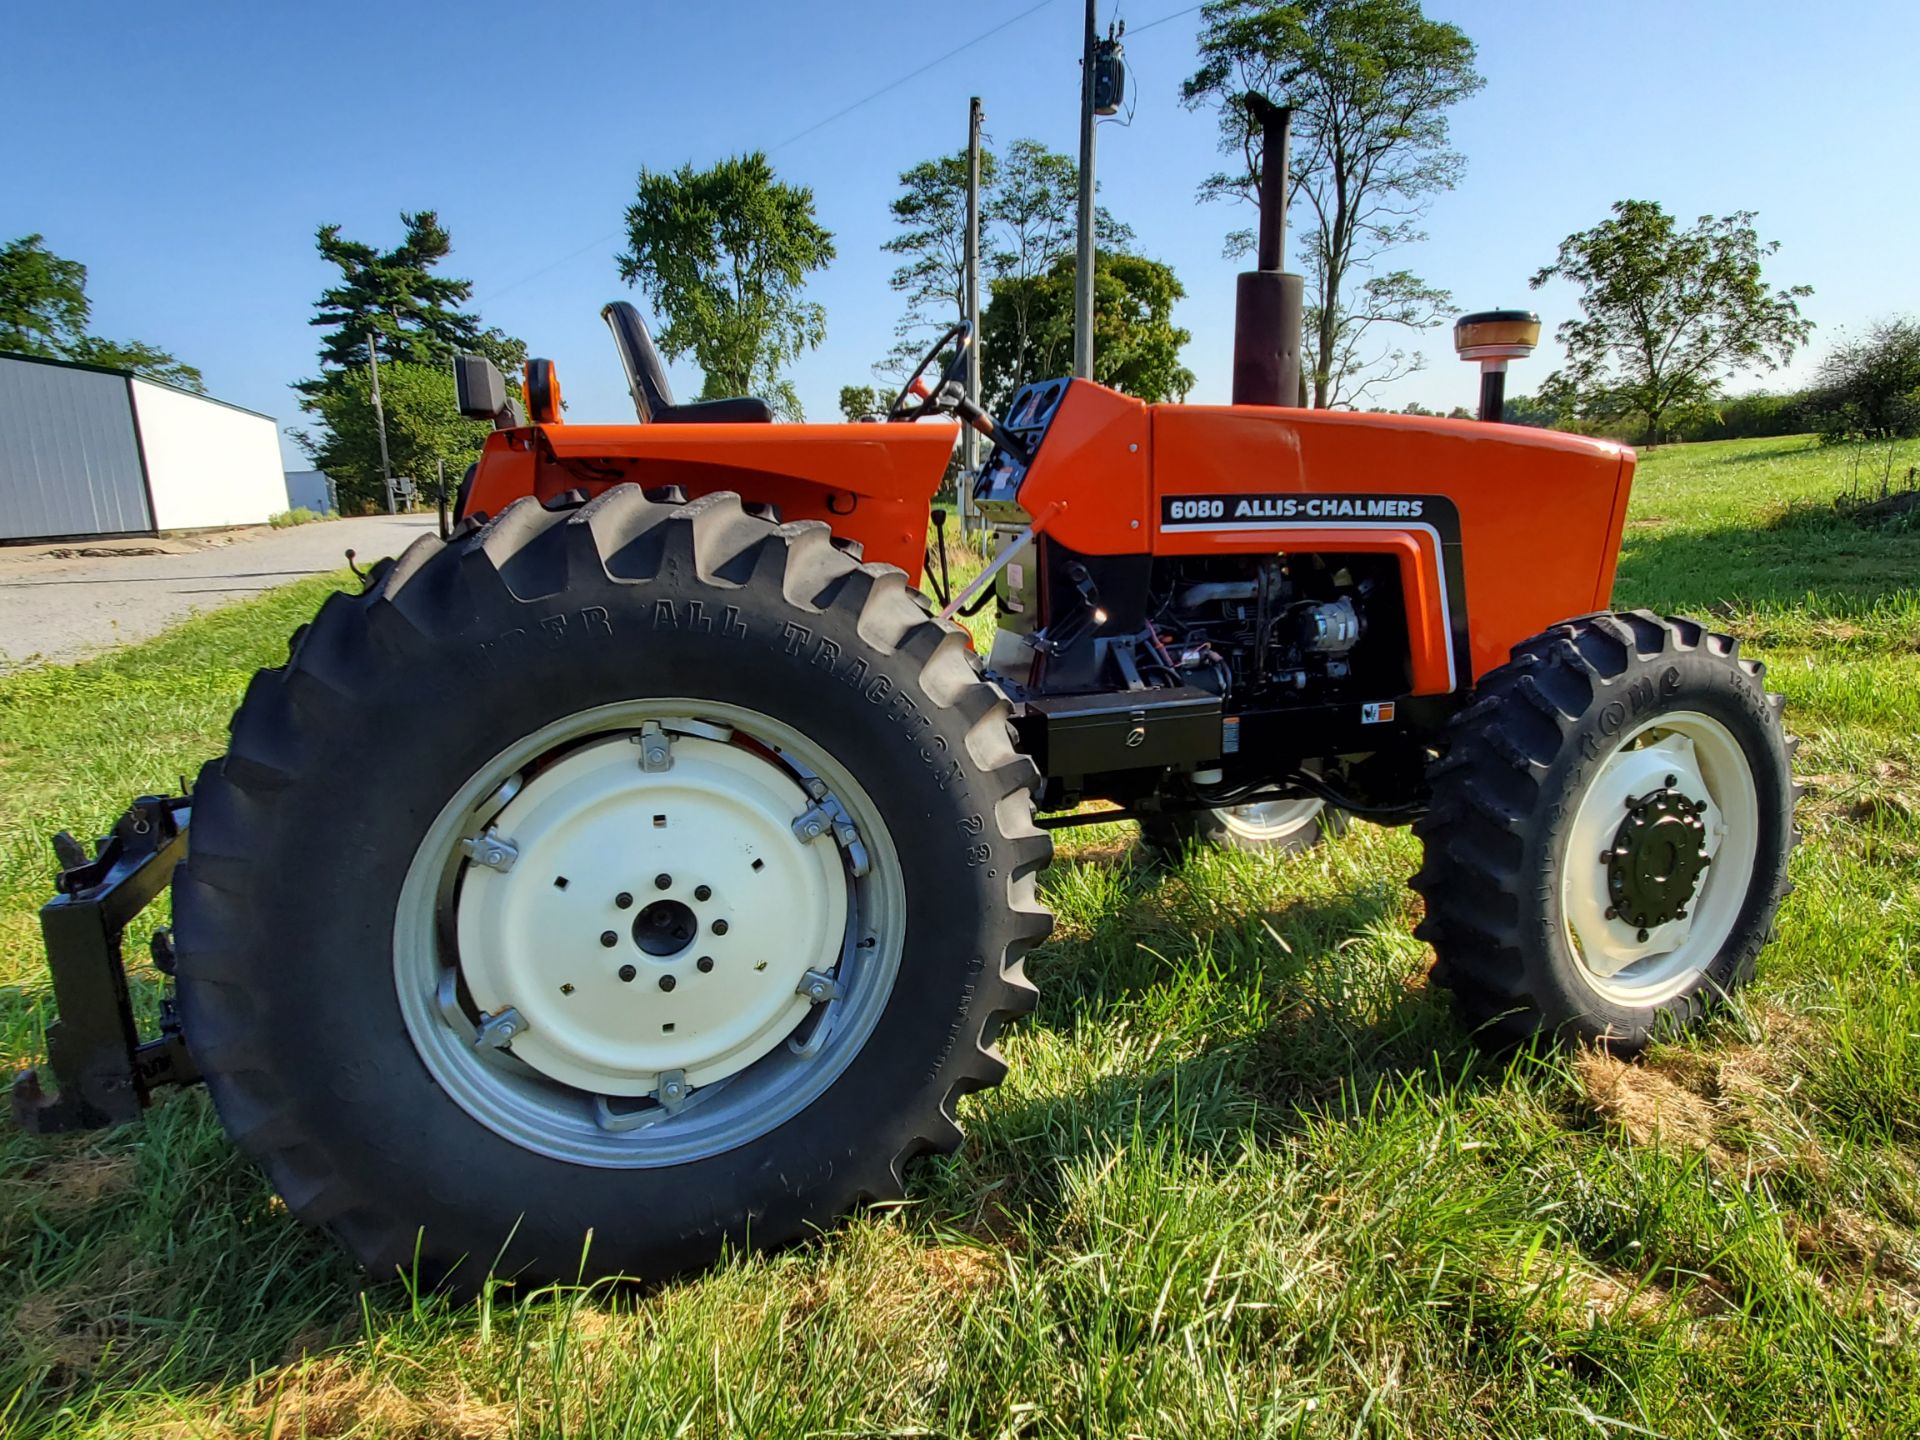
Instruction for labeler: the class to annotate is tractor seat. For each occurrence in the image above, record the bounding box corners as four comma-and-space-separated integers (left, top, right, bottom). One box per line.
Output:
601, 301, 774, 425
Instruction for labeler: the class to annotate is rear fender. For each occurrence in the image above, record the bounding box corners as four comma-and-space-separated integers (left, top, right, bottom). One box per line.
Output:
460, 422, 962, 581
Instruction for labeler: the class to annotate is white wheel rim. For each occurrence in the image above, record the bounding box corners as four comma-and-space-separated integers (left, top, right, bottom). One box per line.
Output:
393, 699, 905, 1169
1560, 709, 1759, 1006
1218, 796, 1326, 842
455, 736, 847, 1095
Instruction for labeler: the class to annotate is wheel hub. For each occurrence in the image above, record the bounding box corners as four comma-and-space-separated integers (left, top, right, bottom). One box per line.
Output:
1560, 719, 1757, 996
632, 898, 698, 956
1605, 786, 1711, 938
454, 734, 849, 1096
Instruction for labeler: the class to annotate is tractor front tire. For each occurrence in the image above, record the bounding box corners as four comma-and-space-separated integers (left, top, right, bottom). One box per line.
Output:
172, 488, 1051, 1288
1412, 611, 1796, 1050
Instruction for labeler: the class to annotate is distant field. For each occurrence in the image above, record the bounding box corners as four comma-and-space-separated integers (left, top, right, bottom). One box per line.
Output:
2, 434, 1917, 1438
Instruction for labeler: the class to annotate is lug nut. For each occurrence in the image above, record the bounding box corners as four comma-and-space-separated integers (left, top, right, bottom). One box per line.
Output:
616, 892, 633, 909
659, 974, 677, 992
697, 955, 714, 973
711, 919, 729, 936
655, 873, 673, 890
600, 931, 618, 948
694, 884, 712, 902
618, 964, 637, 982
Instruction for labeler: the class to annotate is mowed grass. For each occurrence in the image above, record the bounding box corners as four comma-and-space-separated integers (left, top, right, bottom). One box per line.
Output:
2, 434, 1918, 1438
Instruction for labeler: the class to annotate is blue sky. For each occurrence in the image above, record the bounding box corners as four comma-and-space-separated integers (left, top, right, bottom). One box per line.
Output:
7, 1, 1917, 465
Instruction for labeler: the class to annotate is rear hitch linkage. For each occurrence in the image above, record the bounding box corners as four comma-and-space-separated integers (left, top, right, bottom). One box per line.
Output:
11, 793, 202, 1135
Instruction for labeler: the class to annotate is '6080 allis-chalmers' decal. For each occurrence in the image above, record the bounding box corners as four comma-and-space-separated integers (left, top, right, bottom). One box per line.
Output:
1161, 492, 1434, 525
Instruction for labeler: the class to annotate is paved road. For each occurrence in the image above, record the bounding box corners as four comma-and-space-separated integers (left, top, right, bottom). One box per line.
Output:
0, 515, 439, 670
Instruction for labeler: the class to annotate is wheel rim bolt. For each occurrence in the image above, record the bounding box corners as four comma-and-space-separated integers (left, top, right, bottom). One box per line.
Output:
712, 919, 729, 936
659, 974, 677, 992
655, 873, 673, 890
615, 892, 633, 909
694, 884, 712, 902
697, 955, 714, 973
600, 930, 617, 948
618, 964, 636, 983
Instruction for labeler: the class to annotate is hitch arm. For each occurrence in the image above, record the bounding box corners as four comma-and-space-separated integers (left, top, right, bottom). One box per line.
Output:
11, 794, 201, 1135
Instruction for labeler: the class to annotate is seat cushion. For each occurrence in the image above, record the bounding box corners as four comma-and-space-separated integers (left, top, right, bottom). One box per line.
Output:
653, 397, 775, 425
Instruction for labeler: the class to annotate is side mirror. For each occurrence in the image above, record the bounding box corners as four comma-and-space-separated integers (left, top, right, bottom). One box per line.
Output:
453, 354, 505, 419
453, 354, 524, 428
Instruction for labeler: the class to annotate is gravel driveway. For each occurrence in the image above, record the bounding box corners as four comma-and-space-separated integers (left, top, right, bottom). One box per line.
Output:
0, 515, 438, 670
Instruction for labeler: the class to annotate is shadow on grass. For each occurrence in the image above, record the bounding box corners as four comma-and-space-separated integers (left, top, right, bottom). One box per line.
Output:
1611, 511, 1920, 618
1696, 439, 1825, 468
936, 845, 1503, 1234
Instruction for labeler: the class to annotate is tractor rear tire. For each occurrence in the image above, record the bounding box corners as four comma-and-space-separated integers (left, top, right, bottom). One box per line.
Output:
1411, 611, 1796, 1050
172, 488, 1051, 1288
1138, 798, 1346, 858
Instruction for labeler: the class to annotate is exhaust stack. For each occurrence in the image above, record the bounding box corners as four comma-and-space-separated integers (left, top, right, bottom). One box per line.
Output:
1231, 95, 1305, 408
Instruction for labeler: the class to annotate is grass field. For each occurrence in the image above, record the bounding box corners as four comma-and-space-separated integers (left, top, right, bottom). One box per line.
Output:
2, 433, 1918, 1438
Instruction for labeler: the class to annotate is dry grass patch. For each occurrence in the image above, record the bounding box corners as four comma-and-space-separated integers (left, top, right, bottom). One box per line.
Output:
174, 1355, 516, 1440
31, 1151, 138, 1213
1575, 1050, 1726, 1156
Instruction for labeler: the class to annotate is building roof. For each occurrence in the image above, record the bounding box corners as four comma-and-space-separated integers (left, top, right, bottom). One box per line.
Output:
0, 348, 278, 422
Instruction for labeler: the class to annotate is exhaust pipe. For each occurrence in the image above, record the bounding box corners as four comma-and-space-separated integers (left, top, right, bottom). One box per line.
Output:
1231, 95, 1305, 408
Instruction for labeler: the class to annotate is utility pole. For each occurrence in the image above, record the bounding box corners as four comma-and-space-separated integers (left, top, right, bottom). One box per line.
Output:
1072, 0, 1097, 380
366, 333, 396, 514
962, 96, 984, 538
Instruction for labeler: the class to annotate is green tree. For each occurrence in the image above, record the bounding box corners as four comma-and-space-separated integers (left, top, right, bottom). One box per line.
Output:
297, 362, 490, 513
1497, 392, 1563, 430
838, 384, 886, 421
1803, 317, 1920, 443
618, 152, 835, 420
880, 139, 1132, 383
0, 234, 88, 356
1531, 201, 1813, 444
1184, 0, 1484, 407
883, 148, 997, 353
981, 252, 1194, 410
303, 211, 525, 385
0, 233, 204, 390
66, 337, 205, 391
295, 212, 522, 506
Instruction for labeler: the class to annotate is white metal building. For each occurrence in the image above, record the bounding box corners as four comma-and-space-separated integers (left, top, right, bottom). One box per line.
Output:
0, 352, 286, 543
283, 469, 338, 515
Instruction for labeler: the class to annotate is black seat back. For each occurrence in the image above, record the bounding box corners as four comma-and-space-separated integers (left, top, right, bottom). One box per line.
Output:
599, 300, 775, 425
601, 301, 676, 422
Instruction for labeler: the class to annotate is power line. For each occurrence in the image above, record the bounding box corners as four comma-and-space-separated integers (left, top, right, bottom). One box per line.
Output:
1126, 1, 1204, 36
477, 0, 1065, 305
770, 0, 1062, 155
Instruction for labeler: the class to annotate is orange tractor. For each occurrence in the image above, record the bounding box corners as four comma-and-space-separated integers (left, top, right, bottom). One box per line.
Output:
15, 108, 1795, 1288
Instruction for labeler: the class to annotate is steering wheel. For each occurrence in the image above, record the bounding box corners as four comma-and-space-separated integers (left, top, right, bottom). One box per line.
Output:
888, 321, 973, 421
